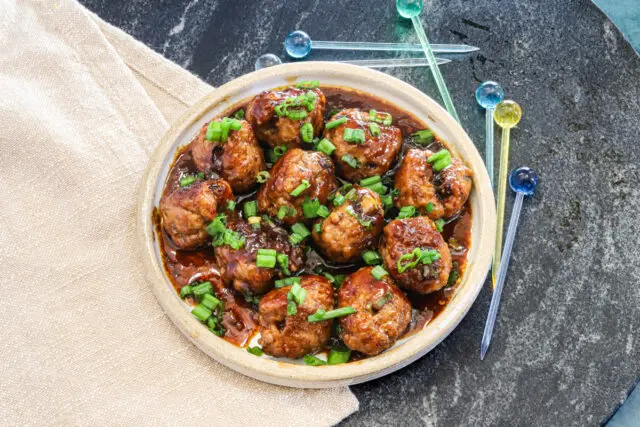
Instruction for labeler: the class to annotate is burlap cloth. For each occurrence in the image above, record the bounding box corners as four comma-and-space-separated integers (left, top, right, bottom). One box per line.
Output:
0, 1, 359, 424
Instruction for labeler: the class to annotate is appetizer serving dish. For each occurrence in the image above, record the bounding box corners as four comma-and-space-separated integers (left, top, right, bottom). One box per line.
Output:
138, 62, 495, 388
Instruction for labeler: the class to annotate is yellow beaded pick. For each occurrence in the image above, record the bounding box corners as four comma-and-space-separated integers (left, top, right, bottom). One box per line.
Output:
492, 100, 523, 287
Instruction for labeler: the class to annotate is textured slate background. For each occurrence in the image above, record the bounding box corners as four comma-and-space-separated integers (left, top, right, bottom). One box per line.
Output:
80, 0, 640, 425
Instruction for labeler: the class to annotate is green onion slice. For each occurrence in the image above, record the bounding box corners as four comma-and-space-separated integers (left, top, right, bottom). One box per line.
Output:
233, 109, 245, 120
303, 354, 327, 366
425, 202, 434, 214
179, 285, 193, 298
275, 276, 301, 288
191, 304, 212, 322
256, 171, 270, 183
246, 346, 264, 356
362, 250, 382, 265
325, 117, 347, 129
371, 265, 388, 280
341, 154, 360, 169
397, 205, 416, 219
412, 129, 434, 145
328, 348, 351, 365
290, 179, 310, 197
286, 300, 297, 315
434, 219, 445, 233
368, 122, 381, 137
276, 253, 290, 275
243, 200, 258, 218
359, 175, 381, 187
373, 292, 393, 310
192, 281, 213, 299
300, 122, 314, 143
308, 306, 356, 322
343, 128, 365, 144
179, 175, 197, 187
316, 138, 336, 156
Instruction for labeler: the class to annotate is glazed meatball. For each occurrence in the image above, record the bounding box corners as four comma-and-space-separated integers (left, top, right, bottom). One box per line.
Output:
191, 119, 266, 193
258, 275, 335, 358
395, 148, 472, 219
338, 267, 412, 356
379, 217, 452, 294
323, 108, 402, 181
257, 148, 337, 225
246, 87, 326, 148
214, 218, 305, 295
312, 186, 384, 263
159, 179, 233, 250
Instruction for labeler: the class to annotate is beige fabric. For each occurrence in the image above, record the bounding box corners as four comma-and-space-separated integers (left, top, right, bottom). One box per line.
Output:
0, 1, 358, 425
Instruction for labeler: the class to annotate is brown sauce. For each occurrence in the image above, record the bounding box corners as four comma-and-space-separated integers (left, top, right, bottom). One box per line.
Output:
154, 85, 473, 356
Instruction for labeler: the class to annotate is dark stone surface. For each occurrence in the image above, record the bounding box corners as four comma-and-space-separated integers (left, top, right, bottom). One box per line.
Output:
80, 0, 640, 425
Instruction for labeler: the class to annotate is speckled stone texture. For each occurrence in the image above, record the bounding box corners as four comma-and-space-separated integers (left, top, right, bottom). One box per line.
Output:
80, 0, 640, 425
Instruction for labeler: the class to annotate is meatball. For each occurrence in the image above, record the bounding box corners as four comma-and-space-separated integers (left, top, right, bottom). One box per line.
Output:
191, 119, 266, 193
379, 217, 452, 294
338, 267, 412, 356
258, 275, 335, 358
323, 108, 402, 181
159, 179, 233, 250
246, 87, 326, 148
312, 186, 384, 263
257, 148, 337, 225
214, 218, 305, 295
395, 148, 472, 219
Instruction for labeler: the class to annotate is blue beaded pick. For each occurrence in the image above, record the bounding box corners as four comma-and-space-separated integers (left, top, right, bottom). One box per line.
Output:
475, 81, 505, 109
285, 31, 312, 59
509, 167, 539, 195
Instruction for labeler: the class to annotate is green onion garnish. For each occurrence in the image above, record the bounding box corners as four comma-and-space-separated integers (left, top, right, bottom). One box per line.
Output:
247, 346, 264, 356
227, 200, 236, 211
359, 175, 381, 187
289, 233, 305, 245
362, 250, 382, 265
291, 223, 311, 238
427, 149, 452, 172
275, 277, 301, 288
290, 179, 310, 197
296, 80, 319, 89
206, 214, 227, 236
371, 265, 388, 280
286, 300, 297, 315
315, 204, 330, 218
206, 121, 222, 141
434, 219, 445, 233
447, 269, 460, 286
397, 206, 416, 219
308, 306, 356, 323
302, 198, 320, 219
277, 205, 291, 220
191, 304, 212, 322
328, 348, 351, 365
229, 119, 242, 131
288, 282, 307, 305
220, 118, 231, 142
325, 117, 347, 129
179, 175, 197, 187
179, 285, 193, 298
314, 222, 322, 233
287, 109, 308, 120
243, 200, 258, 218
343, 128, 365, 144
397, 248, 422, 273
276, 253, 290, 275
380, 194, 393, 210
200, 293, 222, 311
192, 281, 213, 299
303, 354, 327, 366
256, 249, 277, 268
300, 122, 314, 143
412, 129, 434, 145
269, 145, 288, 163
426, 202, 434, 214
333, 193, 345, 206
368, 122, 381, 137
316, 138, 336, 156
233, 109, 245, 120
333, 274, 346, 288
364, 182, 387, 195
341, 154, 360, 169
256, 171, 270, 183
373, 292, 393, 310
419, 249, 441, 264
368, 109, 392, 125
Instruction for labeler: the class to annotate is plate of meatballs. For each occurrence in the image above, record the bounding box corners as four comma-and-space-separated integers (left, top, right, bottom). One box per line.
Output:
139, 63, 495, 387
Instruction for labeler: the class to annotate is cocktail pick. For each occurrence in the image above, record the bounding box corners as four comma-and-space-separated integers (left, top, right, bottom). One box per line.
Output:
492, 100, 523, 287
396, 0, 460, 122
254, 53, 451, 71
284, 30, 479, 59
475, 81, 505, 189
481, 167, 538, 360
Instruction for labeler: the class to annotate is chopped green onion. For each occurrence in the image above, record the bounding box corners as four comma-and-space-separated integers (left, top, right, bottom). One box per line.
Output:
364, 182, 387, 195
308, 306, 357, 323
328, 348, 351, 365
368, 122, 381, 136
380, 194, 393, 210
434, 219, 445, 233
412, 129, 434, 145
276, 253, 290, 275
369, 110, 377, 122
427, 149, 452, 172
244, 293, 260, 305
333, 193, 345, 206
302, 198, 320, 219
220, 118, 231, 142
333, 274, 346, 288
296, 80, 319, 89
179, 285, 193, 298
229, 119, 242, 131
191, 304, 212, 322
373, 292, 393, 310
206, 121, 222, 141
192, 281, 213, 299
397, 206, 416, 219
359, 175, 381, 187
426, 202, 434, 214
433, 157, 451, 172
382, 115, 392, 126
316, 204, 330, 218
256, 249, 277, 268
303, 354, 327, 366
206, 214, 227, 236
243, 200, 258, 218
326, 117, 347, 129
200, 293, 222, 311
290, 179, 310, 197
321, 271, 335, 283
447, 269, 460, 286
343, 128, 365, 144
289, 282, 307, 305
275, 277, 301, 288
269, 145, 288, 162
314, 222, 322, 234
300, 122, 314, 143
227, 200, 236, 211
287, 109, 308, 120
419, 249, 441, 264
247, 346, 264, 356
289, 233, 305, 245
179, 175, 197, 187
362, 250, 382, 265
426, 149, 449, 164
291, 223, 311, 238
277, 205, 292, 220
369, 109, 392, 125
286, 300, 297, 315
233, 109, 245, 120
256, 171, 270, 183
341, 154, 360, 169
371, 265, 388, 280
397, 248, 422, 274
316, 138, 336, 156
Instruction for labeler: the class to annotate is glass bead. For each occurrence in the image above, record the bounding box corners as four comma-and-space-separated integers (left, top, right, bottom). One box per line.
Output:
396, 0, 423, 18
509, 167, 539, 195
475, 81, 504, 109
285, 31, 312, 59
494, 100, 522, 128
255, 53, 282, 71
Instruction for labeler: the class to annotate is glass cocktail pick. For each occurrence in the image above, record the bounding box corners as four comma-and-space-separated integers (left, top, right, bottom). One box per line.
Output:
396, 0, 460, 122
492, 100, 523, 287
254, 53, 451, 71
475, 81, 505, 189
481, 167, 539, 360
284, 30, 479, 59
